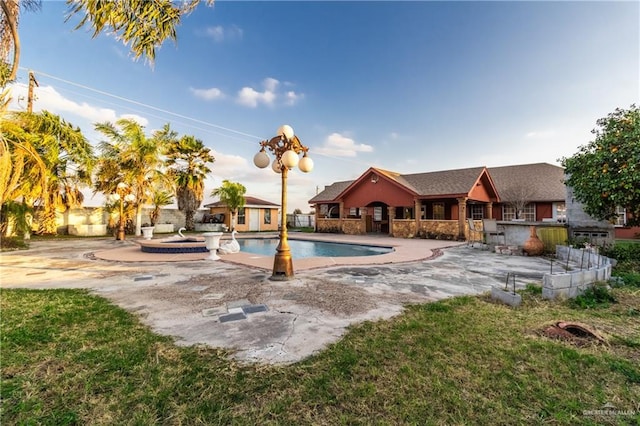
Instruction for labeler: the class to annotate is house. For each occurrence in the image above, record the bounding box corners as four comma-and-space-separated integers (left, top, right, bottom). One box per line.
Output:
203, 196, 280, 232
309, 163, 567, 240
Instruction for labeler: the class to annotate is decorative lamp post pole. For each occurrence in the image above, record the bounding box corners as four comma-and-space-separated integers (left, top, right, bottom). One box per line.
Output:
114, 182, 135, 241
254, 125, 313, 280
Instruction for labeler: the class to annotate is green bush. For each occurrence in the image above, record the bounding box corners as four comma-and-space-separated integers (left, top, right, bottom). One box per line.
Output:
570, 283, 617, 309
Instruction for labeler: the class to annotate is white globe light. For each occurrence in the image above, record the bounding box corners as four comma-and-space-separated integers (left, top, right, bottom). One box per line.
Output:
111, 193, 121, 202
117, 182, 127, 190
124, 194, 136, 202
253, 150, 270, 168
277, 124, 295, 140
281, 149, 299, 169
271, 159, 282, 174
298, 155, 314, 173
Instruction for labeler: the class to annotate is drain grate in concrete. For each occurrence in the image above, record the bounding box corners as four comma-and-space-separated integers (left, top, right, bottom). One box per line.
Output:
219, 312, 247, 323
133, 275, 153, 281
242, 304, 268, 314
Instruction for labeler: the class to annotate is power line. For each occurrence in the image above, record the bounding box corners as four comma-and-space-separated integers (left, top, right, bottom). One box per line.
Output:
19, 67, 263, 141
18, 67, 375, 170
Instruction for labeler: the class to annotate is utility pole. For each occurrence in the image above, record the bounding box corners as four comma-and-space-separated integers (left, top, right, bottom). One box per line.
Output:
27, 70, 38, 113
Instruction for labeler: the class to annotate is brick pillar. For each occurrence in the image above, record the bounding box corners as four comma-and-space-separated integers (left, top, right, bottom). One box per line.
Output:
387, 206, 395, 236
457, 197, 468, 240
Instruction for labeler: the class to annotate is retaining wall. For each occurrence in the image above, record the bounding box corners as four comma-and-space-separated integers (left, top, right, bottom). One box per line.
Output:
541, 246, 612, 300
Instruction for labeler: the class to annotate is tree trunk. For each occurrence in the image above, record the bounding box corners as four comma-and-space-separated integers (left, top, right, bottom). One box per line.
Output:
135, 206, 142, 236
1, 0, 20, 81
185, 210, 194, 231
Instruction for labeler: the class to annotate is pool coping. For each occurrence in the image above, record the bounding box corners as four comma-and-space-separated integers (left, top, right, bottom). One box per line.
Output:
93, 232, 465, 271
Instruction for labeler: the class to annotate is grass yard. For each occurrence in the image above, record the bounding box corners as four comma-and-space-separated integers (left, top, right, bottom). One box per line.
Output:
2, 285, 639, 425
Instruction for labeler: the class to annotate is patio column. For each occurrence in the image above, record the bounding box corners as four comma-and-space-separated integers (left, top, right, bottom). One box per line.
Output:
457, 197, 468, 240
387, 206, 395, 236
414, 198, 421, 233
361, 207, 367, 234
487, 202, 493, 219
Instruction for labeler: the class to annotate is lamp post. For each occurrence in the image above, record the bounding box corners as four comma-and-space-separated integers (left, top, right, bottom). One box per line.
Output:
254, 125, 313, 280
113, 182, 135, 241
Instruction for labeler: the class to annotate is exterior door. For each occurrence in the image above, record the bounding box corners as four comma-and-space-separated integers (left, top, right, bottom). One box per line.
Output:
249, 208, 260, 231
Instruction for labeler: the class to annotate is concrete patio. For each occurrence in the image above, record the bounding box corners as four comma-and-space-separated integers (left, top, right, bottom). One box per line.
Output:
1, 233, 557, 364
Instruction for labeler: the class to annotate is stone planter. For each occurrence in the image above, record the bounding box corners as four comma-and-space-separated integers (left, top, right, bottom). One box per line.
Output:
202, 232, 223, 260
152, 223, 174, 234
141, 226, 155, 240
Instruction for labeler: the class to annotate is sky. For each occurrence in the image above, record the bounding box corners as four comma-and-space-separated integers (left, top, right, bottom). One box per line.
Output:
8, 0, 640, 213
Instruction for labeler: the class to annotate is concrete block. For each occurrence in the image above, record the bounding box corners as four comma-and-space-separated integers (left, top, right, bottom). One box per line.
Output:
491, 286, 522, 307
544, 273, 572, 290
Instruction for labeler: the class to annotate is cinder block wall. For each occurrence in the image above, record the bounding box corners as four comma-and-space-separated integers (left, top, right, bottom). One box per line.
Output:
541, 246, 612, 300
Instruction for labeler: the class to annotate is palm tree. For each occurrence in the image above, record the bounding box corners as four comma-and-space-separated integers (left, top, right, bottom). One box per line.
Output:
93, 118, 167, 236
1, 110, 92, 236
211, 180, 246, 231
165, 133, 214, 231
66, 0, 214, 65
1, 0, 40, 81
15, 110, 93, 234
148, 189, 173, 226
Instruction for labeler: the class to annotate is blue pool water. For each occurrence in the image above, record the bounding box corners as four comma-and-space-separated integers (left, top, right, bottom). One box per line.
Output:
237, 238, 393, 259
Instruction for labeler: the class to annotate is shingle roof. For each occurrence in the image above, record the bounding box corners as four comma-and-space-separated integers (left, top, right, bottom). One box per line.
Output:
204, 195, 279, 208
488, 163, 565, 201
309, 163, 565, 203
401, 166, 487, 196
308, 180, 353, 203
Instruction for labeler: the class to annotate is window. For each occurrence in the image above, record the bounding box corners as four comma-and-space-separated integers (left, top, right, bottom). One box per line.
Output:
469, 204, 484, 220
432, 203, 445, 220
237, 208, 246, 225
349, 207, 360, 218
264, 209, 271, 224
615, 206, 626, 227
503, 203, 535, 221
395, 206, 414, 219
320, 204, 328, 215
420, 204, 426, 220
373, 206, 383, 221
554, 202, 566, 222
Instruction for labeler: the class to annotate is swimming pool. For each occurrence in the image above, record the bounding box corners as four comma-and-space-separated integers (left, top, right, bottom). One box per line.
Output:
237, 238, 393, 259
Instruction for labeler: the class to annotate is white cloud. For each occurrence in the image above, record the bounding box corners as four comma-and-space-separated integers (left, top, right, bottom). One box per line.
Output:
8, 83, 148, 126
208, 150, 250, 181
284, 90, 303, 106
236, 77, 302, 108
189, 87, 224, 101
314, 132, 374, 157
204, 25, 243, 42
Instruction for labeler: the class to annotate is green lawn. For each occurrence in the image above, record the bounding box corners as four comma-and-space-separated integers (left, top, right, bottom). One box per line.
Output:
2, 285, 639, 425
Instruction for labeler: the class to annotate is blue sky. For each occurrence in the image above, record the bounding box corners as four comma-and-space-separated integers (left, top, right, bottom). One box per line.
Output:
9, 1, 639, 213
